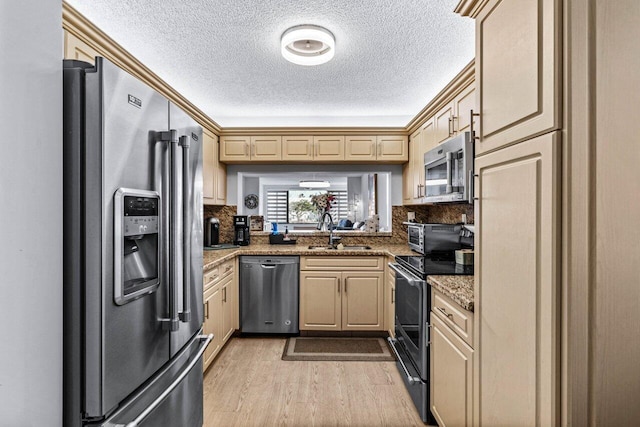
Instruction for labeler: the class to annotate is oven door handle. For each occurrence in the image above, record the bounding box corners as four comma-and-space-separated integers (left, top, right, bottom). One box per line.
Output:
387, 337, 422, 385
388, 263, 424, 287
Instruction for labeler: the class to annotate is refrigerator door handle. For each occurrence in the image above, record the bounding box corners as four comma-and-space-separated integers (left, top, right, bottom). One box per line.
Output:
178, 135, 191, 323
115, 334, 213, 427
158, 130, 179, 331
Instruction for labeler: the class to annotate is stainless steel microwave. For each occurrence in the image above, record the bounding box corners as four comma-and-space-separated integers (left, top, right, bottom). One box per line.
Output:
423, 131, 474, 203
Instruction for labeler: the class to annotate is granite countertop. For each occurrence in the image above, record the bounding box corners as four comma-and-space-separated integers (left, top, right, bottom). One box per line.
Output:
427, 275, 475, 312
203, 244, 414, 271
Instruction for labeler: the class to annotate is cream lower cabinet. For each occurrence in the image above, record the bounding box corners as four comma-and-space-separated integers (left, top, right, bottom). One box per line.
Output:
430, 288, 475, 427
385, 256, 396, 337
299, 256, 384, 331
203, 259, 238, 371
474, 132, 560, 425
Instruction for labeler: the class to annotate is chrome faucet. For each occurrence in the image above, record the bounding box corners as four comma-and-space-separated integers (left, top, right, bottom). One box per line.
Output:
317, 211, 333, 231
317, 212, 341, 247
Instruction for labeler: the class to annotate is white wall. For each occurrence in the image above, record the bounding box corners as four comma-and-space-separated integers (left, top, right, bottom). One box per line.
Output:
0, 1, 63, 426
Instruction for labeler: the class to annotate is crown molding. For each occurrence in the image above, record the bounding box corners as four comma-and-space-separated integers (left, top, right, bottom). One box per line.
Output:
405, 59, 475, 134
62, 1, 221, 134
219, 127, 408, 136
454, 0, 489, 18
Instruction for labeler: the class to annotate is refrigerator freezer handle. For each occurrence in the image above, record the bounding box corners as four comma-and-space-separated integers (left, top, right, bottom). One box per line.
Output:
158, 130, 179, 331
115, 334, 213, 427
178, 135, 191, 323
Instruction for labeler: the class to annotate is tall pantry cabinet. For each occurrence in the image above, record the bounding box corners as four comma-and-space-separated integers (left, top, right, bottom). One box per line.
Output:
456, 0, 562, 425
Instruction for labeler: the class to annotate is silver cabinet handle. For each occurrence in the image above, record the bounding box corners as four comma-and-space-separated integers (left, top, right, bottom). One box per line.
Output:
470, 109, 481, 141
118, 334, 213, 427
179, 135, 191, 323
223, 287, 227, 303
344, 278, 347, 294
425, 322, 432, 346
245, 143, 249, 156
468, 169, 474, 204
448, 116, 453, 137
377, 142, 381, 157
338, 277, 341, 293
387, 337, 421, 385
205, 301, 209, 319
391, 288, 395, 304
437, 306, 453, 319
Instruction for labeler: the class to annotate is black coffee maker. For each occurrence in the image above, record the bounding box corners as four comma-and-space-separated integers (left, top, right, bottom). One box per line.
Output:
233, 215, 250, 246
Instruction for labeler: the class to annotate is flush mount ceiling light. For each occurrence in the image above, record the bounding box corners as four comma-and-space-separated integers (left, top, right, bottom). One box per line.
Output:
299, 180, 331, 188
281, 25, 335, 66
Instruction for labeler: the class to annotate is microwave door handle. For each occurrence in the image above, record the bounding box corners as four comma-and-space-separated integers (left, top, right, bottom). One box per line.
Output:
178, 135, 191, 323
446, 152, 453, 193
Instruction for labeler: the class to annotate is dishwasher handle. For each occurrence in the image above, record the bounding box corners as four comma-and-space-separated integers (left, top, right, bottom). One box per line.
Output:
260, 264, 277, 269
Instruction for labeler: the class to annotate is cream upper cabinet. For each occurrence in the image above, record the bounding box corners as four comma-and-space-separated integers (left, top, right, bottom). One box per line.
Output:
313, 136, 345, 161
214, 158, 227, 205
345, 136, 377, 161
475, 0, 561, 154
220, 136, 251, 162
402, 162, 413, 204
434, 102, 455, 145
202, 130, 215, 201
203, 130, 226, 205
250, 136, 282, 161
376, 135, 408, 162
282, 136, 314, 161
64, 31, 100, 64
454, 84, 476, 135
344, 135, 408, 162
411, 127, 424, 203
474, 132, 560, 426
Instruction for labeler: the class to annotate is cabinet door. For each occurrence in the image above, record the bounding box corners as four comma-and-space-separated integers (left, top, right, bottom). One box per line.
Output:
345, 136, 376, 161
475, 0, 561, 154
430, 315, 474, 427
202, 130, 215, 202
376, 135, 408, 162
250, 136, 282, 161
214, 158, 227, 205
434, 102, 455, 144
313, 136, 345, 161
64, 31, 100, 64
203, 286, 222, 371
282, 136, 313, 161
219, 136, 250, 162
409, 128, 423, 202
402, 161, 413, 205
221, 275, 235, 342
474, 132, 560, 426
341, 271, 384, 331
385, 260, 396, 337
299, 271, 341, 330
454, 84, 476, 135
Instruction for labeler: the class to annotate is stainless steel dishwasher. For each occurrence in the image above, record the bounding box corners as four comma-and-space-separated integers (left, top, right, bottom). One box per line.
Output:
239, 256, 299, 334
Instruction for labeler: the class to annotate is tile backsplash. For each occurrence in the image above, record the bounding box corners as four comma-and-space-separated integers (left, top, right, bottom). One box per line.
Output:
203, 204, 473, 246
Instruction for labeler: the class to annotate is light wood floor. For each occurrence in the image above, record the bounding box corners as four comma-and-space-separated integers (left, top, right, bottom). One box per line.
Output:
203, 337, 430, 427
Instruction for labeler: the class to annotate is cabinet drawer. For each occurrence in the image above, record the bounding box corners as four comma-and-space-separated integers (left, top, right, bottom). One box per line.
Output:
204, 258, 235, 291
431, 288, 474, 348
301, 256, 384, 270
204, 266, 220, 290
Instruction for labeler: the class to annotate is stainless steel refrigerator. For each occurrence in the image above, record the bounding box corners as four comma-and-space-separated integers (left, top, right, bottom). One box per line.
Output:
63, 57, 211, 427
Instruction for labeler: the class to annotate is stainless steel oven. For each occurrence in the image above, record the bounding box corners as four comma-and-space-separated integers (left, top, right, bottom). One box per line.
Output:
424, 131, 474, 203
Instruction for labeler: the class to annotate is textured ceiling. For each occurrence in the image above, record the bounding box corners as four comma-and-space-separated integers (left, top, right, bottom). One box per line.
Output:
66, 0, 475, 127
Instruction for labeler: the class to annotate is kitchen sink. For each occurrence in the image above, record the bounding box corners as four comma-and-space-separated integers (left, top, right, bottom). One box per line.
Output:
307, 245, 372, 250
